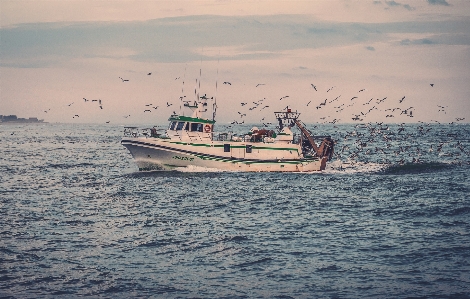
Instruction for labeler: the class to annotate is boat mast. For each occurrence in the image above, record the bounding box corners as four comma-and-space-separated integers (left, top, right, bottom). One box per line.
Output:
180, 65, 186, 116
197, 67, 201, 105
213, 58, 219, 122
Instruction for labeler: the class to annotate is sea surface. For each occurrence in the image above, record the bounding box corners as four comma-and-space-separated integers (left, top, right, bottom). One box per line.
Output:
1, 123, 469, 298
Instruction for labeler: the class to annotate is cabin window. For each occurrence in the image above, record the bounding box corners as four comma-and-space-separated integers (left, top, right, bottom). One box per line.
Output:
176, 122, 185, 131
169, 121, 177, 130
224, 144, 230, 152
191, 123, 203, 132
185, 122, 189, 131
246, 145, 252, 153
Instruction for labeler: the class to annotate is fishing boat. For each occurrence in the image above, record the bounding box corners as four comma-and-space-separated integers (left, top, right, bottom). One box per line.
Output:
121, 94, 334, 172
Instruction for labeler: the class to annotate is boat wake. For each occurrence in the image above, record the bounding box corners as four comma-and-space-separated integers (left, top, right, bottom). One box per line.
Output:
323, 159, 388, 174
378, 161, 454, 175
323, 160, 457, 175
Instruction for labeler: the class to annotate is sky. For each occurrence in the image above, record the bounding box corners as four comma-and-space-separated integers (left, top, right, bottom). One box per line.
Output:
1, 0, 470, 125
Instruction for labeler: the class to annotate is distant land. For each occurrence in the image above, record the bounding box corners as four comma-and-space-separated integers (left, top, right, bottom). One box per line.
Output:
0, 115, 46, 124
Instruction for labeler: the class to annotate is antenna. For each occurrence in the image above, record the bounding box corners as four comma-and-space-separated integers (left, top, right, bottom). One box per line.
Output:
198, 51, 202, 114
194, 78, 198, 101
213, 57, 219, 121
180, 65, 186, 116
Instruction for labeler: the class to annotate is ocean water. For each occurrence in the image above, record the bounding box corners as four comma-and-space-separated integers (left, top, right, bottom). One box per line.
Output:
1, 123, 469, 298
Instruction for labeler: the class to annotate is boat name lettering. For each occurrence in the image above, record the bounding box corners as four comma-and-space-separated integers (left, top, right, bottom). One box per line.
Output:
172, 155, 194, 161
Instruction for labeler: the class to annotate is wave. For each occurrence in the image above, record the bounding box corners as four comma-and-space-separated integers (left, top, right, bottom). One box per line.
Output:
323, 160, 458, 175
122, 159, 461, 176
47, 162, 94, 169
176, 165, 237, 173
379, 162, 453, 175
323, 160, 388, 174
121, 169, 225, 179
445, 206, 470, 216
233, 257, 273, 268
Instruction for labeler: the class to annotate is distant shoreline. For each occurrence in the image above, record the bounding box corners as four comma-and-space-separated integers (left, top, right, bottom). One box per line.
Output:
0, 114, 46, 124
0, 121, 48, 125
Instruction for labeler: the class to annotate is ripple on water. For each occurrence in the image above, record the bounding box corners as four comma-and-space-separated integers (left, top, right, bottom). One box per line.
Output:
1, 124, 469, 298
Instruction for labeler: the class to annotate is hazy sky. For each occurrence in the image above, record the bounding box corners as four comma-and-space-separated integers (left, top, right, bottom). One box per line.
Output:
1, 0, 469, 124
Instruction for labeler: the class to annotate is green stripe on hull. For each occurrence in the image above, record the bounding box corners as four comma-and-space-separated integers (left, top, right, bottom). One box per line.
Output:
195, 154, 318, 165
167, 141, 299, 152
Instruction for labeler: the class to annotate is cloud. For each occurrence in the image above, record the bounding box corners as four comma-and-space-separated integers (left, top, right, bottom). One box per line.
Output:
385, 1, 401, 7
400, 38, 411, 45
1, 15, 469, 68
366, 46, 376, 51
427, 0, 450, 6
383, 0, 415, 10
400, 38, 434, 45
403, 4, 415, 11
420, 38, 434, 44
0, 15, 384, 66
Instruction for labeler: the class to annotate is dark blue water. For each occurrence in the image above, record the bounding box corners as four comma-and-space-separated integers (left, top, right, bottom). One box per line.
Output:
1, 123, 469, 298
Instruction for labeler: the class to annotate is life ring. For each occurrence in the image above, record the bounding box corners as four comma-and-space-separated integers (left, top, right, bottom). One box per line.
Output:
204, 124, 211, 133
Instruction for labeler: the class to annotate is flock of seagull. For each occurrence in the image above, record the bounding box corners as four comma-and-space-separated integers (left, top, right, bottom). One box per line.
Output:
218, 81, 468, 165
44, 70, 463, 128
44, 97, 104, 120
223, 81, 464, 128
44, 74, 148, 122
38, 72, 468, 166
330, 121, 469, 166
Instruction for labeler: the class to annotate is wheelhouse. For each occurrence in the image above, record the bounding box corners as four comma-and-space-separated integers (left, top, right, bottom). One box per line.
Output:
167, 115, 215, 133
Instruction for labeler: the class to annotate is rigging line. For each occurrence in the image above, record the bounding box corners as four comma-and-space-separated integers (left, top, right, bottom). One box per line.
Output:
197, 51, 202, 110
198, 67, 202, 113
180, 65, 186, 116
214, 56, 219, 121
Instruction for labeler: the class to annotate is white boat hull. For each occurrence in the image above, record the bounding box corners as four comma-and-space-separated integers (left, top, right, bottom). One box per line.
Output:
121, 137, 327, 172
